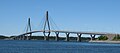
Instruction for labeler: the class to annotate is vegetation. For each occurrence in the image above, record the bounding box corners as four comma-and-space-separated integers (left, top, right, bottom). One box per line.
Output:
98, 36, 108, 40
0, 35, 9, 39
113, 34, 120, 40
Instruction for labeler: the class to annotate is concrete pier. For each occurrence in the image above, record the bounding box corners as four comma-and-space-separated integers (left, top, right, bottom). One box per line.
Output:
65, 33, 70, 41
90, 35, 96, 41
44, 33, 47, 41
55, 32, 59, 41
77, 34, 82, 42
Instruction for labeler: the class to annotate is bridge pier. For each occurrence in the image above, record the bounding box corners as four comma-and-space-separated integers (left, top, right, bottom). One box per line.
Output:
55, 32, 59, 41
47, 32, 50, 41
90, 35, 96, 41
15, 37, 17, 40
29, 33, 32, 40
65, 33, 70, 41
21, 35, 24, 40
77, 34, 82, 42
44, 36, 47, 40
19, 36, 21, 40
43, 32, 51, 41
43, 32, 47, 41
26, 34, 29, 40
21, 36, 23, 40
17, 36, 19, 40
17, 37, 20, 40
23, 35, 26, 40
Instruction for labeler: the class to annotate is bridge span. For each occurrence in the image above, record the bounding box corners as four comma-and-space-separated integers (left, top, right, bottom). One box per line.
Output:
12, 11, 120, 42
12, 30, 119, 42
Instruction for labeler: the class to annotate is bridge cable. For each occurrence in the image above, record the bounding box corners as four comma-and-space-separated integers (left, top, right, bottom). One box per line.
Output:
49, 15, 61, 31
39, 15, 46, 31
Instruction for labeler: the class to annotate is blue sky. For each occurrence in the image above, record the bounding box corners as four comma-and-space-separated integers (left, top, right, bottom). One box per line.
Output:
0, 0, 120, 36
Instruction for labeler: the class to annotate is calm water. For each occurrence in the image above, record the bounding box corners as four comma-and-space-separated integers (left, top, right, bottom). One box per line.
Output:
0, 40, 120, 53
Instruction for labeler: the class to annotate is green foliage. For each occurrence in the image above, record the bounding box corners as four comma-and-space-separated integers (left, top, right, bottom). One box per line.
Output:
98, 36, 108, 40
0, 35, 9, 39
113, 35, 120, 40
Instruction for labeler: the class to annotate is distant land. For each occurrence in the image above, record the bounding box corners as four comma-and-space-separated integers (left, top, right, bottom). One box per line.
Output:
0, 35, 9, 39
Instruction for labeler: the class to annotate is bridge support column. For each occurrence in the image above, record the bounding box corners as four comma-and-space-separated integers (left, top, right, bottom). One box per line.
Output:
77, 34, 82, 42
90, 35, 96, 41
44, 36, 47, 40
19, 36, 22, 40
23, 35, 25, 40
47, 32, 50, 41
21, 36, 23, 40
17, 36, 19, 40
43, 32, 47, 41
14, 36, 17, 40
55, 32, 59, 41
15, 37, 17, 40
93, 35, 95, 40
26, 34, 29, 40
65, 33, 70, 41
29, 33, 32, 40
43, 32, 51, 41
21, 36, 24, 40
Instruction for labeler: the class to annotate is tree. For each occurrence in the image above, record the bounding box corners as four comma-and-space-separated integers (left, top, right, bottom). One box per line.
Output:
98, 36, 108, 40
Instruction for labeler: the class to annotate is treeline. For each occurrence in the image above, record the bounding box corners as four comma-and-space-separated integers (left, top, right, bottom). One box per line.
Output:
98, 36, 108, 40
0, 35, 9, 39
98, 34, 120, 41
113, 34, 120, 40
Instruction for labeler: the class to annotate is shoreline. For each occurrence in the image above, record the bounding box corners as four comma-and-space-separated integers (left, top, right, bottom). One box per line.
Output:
89, 40, 120, 44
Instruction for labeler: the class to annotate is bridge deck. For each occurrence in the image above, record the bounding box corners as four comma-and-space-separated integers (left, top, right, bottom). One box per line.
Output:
18, 30, 117, 36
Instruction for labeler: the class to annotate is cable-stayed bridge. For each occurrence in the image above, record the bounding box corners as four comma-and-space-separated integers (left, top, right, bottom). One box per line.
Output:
12, 11, 119, 42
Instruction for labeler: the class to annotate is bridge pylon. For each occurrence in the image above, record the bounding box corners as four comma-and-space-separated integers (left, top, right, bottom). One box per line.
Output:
25, 18, 32, 40
43, 11, 51, 41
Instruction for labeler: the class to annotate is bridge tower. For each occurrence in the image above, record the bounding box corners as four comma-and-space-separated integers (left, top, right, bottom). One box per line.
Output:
43, 11, 51, 40
26, 18, 32, 40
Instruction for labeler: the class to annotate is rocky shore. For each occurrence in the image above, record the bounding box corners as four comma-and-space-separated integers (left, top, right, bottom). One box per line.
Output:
89, 40, 120, 44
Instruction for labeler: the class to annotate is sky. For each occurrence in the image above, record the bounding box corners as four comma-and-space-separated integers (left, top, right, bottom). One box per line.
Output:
0, 0, 120, 36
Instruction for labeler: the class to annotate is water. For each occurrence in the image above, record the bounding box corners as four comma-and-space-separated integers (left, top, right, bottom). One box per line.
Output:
0, 40, 120, 53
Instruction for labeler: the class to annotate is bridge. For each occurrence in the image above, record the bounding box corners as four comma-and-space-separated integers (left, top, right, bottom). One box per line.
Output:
12, 11, 119, 42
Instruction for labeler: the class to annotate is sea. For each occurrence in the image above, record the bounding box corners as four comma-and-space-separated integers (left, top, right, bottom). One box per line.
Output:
0, 40, 120, 53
